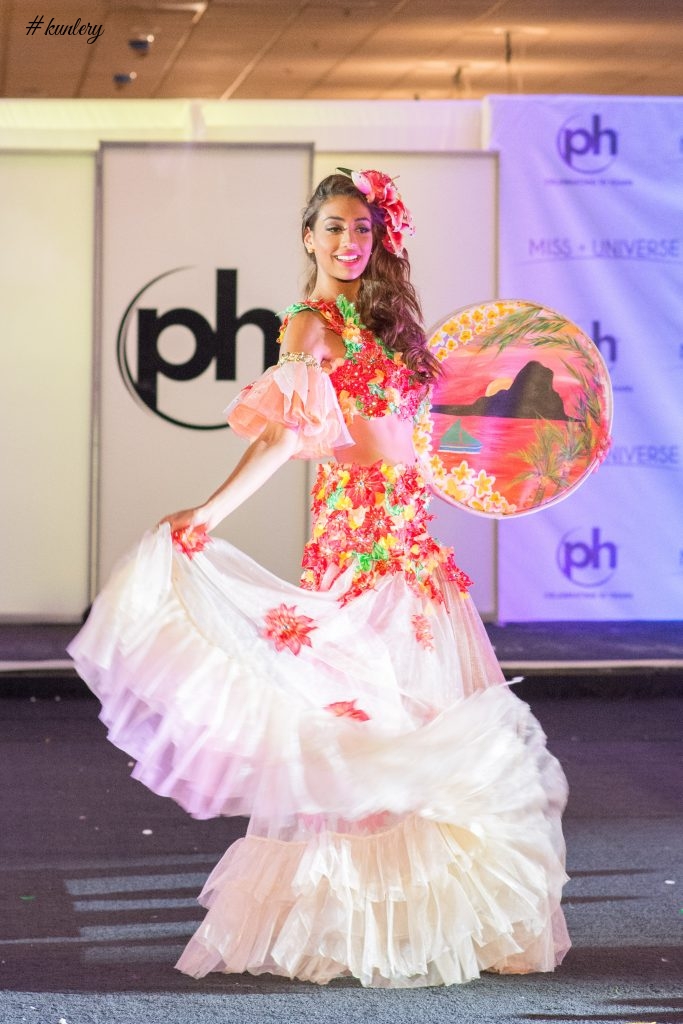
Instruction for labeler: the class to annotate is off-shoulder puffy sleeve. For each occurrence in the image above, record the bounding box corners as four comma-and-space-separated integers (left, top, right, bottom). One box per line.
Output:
224, 354, 353, 459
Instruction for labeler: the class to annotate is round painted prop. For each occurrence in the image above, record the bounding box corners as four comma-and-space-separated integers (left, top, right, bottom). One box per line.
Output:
414, 300, 612, 518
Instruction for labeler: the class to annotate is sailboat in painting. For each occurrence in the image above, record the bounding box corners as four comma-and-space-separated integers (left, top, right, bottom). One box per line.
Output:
438, 418, 483, 454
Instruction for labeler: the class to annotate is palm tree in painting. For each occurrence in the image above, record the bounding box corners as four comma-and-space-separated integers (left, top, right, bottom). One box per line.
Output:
512, 420, 589, 508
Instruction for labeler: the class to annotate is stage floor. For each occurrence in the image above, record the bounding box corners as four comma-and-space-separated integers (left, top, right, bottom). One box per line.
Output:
0, 620, 681, 689
0, 687, 680, 1023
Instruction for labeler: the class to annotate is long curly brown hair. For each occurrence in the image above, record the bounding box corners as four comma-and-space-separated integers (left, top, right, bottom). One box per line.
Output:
301, 173, 440, 382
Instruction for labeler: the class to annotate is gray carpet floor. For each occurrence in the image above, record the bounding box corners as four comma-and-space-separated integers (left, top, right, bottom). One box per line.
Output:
0, 690, 681, 1024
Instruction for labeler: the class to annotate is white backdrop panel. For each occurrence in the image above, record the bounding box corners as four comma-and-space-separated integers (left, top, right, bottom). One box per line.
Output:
315, 152, 498, 616
0, 151, 93, 618
98, 144, 312, 589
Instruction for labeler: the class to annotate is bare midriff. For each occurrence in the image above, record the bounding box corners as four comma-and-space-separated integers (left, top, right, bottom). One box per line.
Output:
332, 414, 417, 467
315, 324, 420, 467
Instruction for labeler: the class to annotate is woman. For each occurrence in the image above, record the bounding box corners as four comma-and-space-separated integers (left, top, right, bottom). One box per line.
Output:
69, 169, 570, 988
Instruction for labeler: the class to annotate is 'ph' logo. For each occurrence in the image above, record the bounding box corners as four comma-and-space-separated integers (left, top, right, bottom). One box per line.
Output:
591, 320, 618, 365
557, 527, 618, 587
556, 114, 618, 174
117, 267, 280, 429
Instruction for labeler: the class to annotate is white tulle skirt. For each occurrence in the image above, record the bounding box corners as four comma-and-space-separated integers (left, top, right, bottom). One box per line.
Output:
68, 523, 570, 987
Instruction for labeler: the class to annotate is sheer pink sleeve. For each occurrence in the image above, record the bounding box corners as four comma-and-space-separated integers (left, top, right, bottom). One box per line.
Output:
224, 353, 353, 459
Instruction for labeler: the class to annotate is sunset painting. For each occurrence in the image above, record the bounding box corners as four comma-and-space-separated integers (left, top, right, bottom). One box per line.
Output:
415, 301, 613, 517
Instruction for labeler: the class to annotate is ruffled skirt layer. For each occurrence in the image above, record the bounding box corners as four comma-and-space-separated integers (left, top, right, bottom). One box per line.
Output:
68, 524, 570, 987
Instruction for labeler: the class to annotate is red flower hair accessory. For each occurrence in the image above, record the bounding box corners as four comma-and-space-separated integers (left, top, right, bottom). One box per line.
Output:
337, 166, 415, 256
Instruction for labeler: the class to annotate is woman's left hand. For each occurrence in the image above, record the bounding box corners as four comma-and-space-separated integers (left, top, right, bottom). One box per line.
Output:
157, 507, 209, 534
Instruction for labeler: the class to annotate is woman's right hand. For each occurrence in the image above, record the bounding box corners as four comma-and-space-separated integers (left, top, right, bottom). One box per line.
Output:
158, 508, 214, 558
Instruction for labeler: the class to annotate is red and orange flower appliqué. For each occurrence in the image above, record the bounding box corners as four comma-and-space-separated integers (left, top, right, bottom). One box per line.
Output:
411, 613, 435, 650
325, 699, 370, 722
171, 525, 212, 559
301, 460, 473, 606
262, 603, 317, 655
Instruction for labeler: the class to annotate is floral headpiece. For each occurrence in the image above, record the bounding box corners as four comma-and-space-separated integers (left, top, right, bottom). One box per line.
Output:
337, 167, 415, 256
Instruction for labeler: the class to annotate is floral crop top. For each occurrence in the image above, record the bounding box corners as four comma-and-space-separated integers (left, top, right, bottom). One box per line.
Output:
277, 295, 430, 423
225, 295, 430, 460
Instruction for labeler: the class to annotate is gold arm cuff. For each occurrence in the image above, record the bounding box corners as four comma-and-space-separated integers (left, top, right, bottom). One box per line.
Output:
277, 351, 321, 369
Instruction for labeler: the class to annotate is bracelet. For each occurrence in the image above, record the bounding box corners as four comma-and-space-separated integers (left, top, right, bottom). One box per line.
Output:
277, 351, 321, 369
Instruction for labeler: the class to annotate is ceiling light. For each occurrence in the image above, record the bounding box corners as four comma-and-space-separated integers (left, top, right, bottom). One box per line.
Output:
128, 34, 155, 54
113, 72, 138, 87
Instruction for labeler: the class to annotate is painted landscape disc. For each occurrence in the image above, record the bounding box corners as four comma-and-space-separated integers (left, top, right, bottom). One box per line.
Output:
415, 300, 613, 518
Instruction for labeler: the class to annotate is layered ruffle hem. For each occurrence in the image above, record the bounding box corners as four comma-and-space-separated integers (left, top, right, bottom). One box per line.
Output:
68, 524, 570, 987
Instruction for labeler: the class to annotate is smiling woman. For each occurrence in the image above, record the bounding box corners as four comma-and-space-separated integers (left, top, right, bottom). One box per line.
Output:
304, 196, 373, 285
68, 167, 571, 989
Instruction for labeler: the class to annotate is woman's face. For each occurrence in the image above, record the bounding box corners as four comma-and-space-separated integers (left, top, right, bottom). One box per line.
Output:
304, 195, 373, 290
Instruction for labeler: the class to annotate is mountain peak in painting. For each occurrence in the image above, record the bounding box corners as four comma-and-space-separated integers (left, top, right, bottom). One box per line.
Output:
432, 360, 572, 421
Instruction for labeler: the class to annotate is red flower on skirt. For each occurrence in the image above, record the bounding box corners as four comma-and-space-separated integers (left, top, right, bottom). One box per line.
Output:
171, 524, 212, 559
262, 603, 317, 655
412, 613, 435, 650
325, 699, 370, 721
